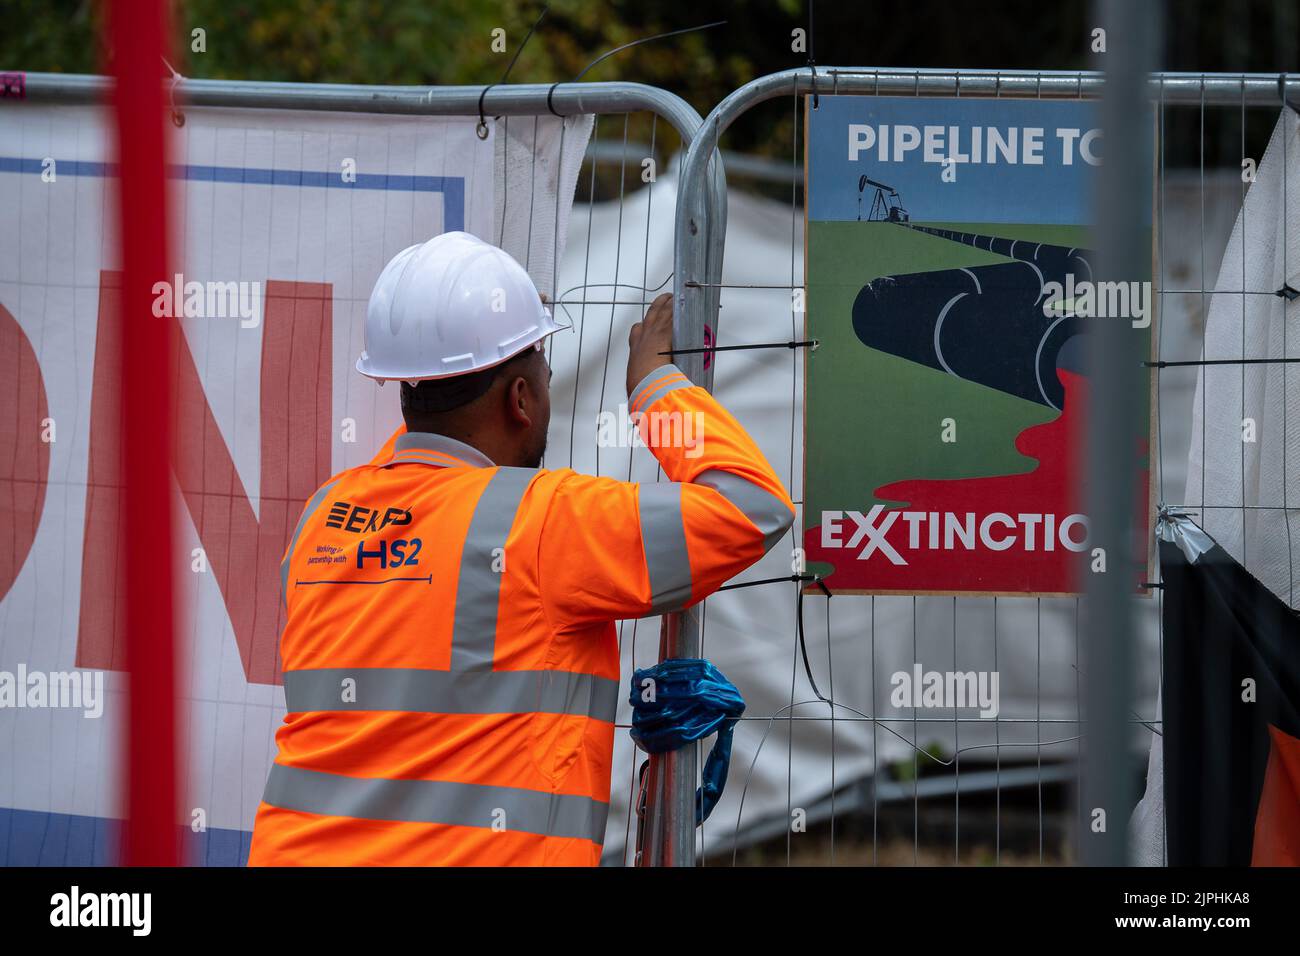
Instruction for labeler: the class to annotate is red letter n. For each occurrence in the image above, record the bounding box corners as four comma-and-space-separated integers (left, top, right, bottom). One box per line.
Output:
77, 273, 333, 684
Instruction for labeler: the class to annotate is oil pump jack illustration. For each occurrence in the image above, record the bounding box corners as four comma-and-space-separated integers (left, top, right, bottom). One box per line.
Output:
857, 174, 911, 223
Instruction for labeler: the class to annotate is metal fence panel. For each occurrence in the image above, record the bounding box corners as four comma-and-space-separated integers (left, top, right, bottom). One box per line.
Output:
667, 65, 1299, 867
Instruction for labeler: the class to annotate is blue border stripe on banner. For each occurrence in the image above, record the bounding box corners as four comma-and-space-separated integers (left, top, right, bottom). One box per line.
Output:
0, 157, 466, 232
0, 807, 252, 867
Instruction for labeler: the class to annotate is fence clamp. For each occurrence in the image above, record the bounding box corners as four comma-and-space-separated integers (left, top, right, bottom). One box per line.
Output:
162, 56, 185, 127
1280, 73, 1300, 116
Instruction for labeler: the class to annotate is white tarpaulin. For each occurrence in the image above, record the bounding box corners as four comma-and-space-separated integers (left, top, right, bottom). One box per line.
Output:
1129, 108, 1300, 865
1183, 109, 1300, 593
0, 103, 590, 864
496, 114, 593, 300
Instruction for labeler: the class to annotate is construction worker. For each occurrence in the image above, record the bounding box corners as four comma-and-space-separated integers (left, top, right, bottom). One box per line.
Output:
248, 231, 794, 866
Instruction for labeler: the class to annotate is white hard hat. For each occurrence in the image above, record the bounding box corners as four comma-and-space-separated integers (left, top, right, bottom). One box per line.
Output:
357, 231, 561, 382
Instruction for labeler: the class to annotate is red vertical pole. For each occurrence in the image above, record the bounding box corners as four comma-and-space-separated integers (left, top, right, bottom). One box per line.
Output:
105, 0, 180, 865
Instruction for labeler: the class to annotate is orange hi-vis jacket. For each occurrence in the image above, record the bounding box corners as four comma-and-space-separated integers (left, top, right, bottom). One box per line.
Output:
247, 364, 795, 865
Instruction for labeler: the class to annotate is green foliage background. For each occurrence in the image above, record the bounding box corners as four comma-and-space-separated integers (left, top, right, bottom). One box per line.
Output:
7, 1, 1297, 162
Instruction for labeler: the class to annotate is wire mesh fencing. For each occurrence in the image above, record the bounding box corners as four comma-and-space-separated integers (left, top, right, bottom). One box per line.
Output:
630, 68, 1299, 867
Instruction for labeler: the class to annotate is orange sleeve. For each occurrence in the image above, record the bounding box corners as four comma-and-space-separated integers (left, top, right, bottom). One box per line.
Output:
539, 364, 795, 628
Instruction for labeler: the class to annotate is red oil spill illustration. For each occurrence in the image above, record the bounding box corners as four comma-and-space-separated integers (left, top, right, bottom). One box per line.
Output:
805, 370, 1150, 593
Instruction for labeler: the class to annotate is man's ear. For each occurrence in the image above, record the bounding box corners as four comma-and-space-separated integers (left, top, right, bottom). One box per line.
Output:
504, 374, 532, 427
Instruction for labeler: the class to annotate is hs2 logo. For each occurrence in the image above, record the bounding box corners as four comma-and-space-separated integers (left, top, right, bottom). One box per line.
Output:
356, 538, 423, 570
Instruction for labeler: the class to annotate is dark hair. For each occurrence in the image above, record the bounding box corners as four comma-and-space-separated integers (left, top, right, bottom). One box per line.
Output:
400, 347, 535, 414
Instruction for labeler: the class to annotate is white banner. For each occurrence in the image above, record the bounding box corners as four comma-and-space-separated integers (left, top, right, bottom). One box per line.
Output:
0, 104, 502, 864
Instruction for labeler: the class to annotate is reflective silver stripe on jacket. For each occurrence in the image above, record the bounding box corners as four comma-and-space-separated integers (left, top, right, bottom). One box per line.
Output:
449, 466, 535, 672
384, 431, 496, 469
283, 667, 620, 723
638, 482, 693, 614
629, 363, 692, 412
636, 469, 795, 617
262, 763, 610, 844
695, 469, 795, 552
281, 478, 343, 608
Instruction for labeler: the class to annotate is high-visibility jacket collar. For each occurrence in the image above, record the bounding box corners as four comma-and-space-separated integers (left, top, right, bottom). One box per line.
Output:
384, 431, 496, 469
